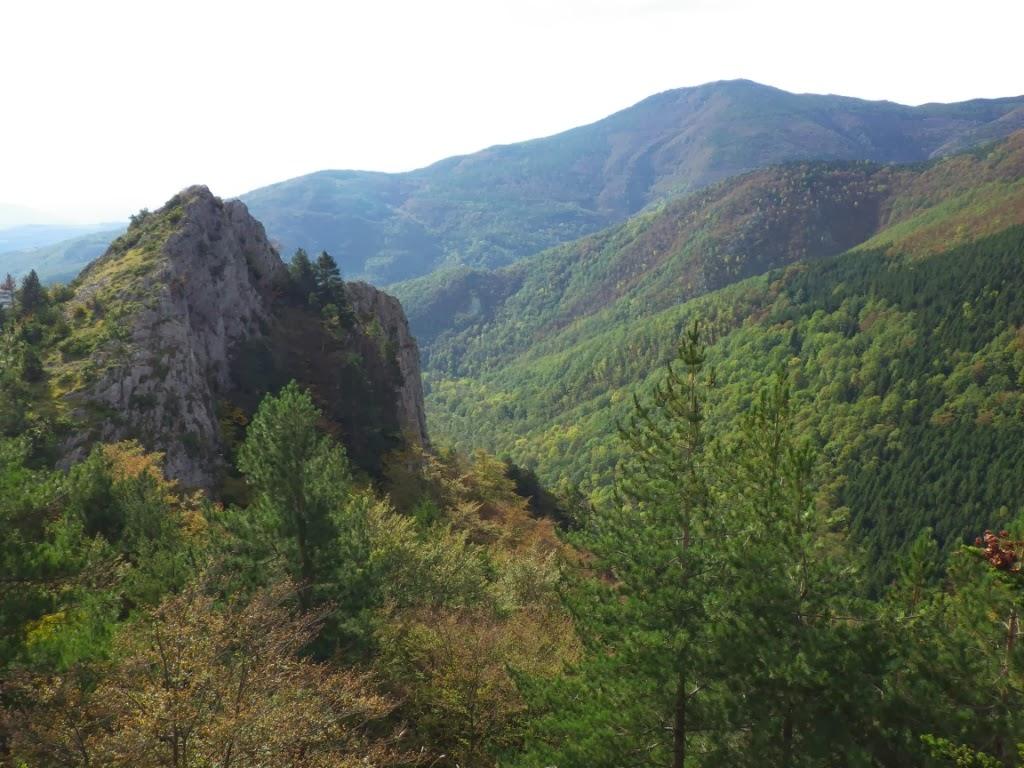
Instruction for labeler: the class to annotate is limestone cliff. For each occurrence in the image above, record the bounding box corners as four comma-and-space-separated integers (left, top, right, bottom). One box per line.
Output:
56, 186, 427, 488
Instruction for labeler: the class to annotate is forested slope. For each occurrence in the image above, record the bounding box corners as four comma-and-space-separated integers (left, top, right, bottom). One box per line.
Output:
415, 136, 1024, 586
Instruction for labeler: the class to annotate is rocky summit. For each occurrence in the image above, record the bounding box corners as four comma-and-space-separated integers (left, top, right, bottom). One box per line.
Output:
53, 185, 426, 488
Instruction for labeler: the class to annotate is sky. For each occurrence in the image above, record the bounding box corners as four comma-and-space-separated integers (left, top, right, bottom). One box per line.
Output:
1, 0, 1022, 224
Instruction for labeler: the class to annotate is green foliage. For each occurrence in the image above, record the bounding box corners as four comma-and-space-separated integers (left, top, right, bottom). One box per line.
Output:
15, 270, 46, 318
516, 330, 885, 767
289, 246, 316, 294
235, 381, 351, 608
424, 221, 1024, 589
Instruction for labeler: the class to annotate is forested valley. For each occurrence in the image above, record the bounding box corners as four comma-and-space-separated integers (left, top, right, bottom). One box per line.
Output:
3, 231, 1024, 766
2, 97, 1024, 768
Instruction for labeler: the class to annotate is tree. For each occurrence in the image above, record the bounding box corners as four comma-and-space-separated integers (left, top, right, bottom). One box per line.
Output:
16, 269, 46, 318
518, 324, 725, 767
313, 251, 353, 329
235, 382, 351, 609
289, 248, 317, 303
314, 251, 344, 303
0, 274, 15, 293
7, 579, 400, 768
516, 329, 880, 767
712, 378, 879, 766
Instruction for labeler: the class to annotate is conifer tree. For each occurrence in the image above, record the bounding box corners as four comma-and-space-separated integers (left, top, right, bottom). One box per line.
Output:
518, 324, 726, 767
313, 250, 354, 328
314, 251, 345, 304
714, 378, 877, 766
16, 270, 45, 318
289, 248, 317, 303
236, 382, 351, 610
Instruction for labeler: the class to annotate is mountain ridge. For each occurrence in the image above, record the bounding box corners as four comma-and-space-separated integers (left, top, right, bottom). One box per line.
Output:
398, 129, 1024, 375
6, 80, 1023, 288
241, 79, 1024, 283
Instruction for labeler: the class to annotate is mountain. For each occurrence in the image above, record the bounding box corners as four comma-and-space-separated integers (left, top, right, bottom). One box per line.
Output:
400, 130, 1024, 370
9, 82, 1023, 290
0, 228, 123, 283
404, 133, 1024, 585
0, 222, 122, 255
46, 186, 425, 488
241, 80, 1024, 284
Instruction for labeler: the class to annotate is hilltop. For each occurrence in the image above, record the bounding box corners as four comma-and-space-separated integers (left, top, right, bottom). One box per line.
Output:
26, 186, 426, 488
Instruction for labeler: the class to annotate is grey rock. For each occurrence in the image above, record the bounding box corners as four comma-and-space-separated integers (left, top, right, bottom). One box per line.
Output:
61, 186, 426, 488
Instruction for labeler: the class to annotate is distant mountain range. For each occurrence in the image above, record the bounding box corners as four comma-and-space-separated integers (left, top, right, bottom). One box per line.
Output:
0, 203, 67, 229
0, 222, 123, 254
0, 228, 124, 283
3, 79, 1023, 287
240, 79, 1024, 283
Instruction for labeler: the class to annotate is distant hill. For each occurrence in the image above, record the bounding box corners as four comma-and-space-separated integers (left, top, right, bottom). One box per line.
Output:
0, 228, 122, 283
0, 222, 123, 255
242, 79, 1024, 283
404, 133, 1024, 588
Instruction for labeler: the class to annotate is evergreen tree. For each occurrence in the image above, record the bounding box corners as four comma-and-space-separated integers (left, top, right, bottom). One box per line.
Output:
289, 248, 317, 303
236, 381, 352, 609
518, 324, 726, 766
314, 251, 345, 304
714, 379, 879, 765
16, 270, 45, 318
313, 250, 353, 328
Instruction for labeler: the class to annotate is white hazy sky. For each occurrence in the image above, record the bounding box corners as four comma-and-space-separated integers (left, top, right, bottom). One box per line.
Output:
2, 0, 1022, 223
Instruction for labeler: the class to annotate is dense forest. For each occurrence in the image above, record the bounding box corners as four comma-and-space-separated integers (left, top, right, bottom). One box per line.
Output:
2, 127, 1024, 768
405, 134, 1024, 590
2, 252, 1024, 766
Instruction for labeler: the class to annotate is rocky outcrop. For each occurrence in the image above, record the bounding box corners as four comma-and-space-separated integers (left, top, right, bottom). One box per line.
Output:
347, 281, 428, 446
60, 186, 427, 488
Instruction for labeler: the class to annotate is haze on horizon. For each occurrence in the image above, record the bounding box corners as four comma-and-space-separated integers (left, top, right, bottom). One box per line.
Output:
2, 0, 1022, 224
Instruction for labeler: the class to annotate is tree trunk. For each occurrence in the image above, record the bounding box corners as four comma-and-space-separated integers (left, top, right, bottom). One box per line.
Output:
295, 513, 313, 611
997, 608, 1018, 766
782, 712, 794, 768
673, 673, 686, 768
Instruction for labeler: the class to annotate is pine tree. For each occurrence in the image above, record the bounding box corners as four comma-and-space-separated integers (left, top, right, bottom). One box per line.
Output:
289, 248, 317, 303
518, 324, 726, 767
16, 270, 45, 318
314, 251, 344, 303
313, 251, 353, 328
714, 378, 877, 766
236, 382, 351, 610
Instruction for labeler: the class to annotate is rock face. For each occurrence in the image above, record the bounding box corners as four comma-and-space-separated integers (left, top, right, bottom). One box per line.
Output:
61, 186, 427, 488
347, 281, 428, 446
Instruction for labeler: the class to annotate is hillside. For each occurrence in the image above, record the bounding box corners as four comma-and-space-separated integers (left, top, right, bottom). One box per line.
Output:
9, 82, 1023, 290
242, 80, 1024, 283
400, 130, 1024, 371
409, 135, 1024, 585
0, 228, 123, 283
